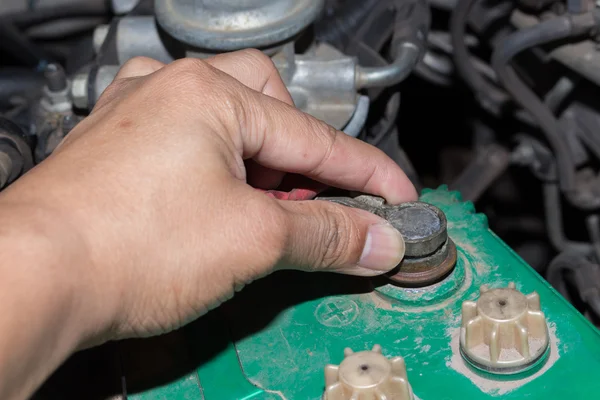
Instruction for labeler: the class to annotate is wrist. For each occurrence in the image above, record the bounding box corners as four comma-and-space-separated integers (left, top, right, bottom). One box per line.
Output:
0, 200, 111, 398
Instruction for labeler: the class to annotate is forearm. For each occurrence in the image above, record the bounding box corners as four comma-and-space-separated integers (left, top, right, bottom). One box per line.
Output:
0, 200, 99, 400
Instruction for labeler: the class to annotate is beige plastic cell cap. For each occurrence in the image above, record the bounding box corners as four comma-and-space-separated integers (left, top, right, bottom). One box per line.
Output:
460, 282, 549, 372
323, 345, 414, 400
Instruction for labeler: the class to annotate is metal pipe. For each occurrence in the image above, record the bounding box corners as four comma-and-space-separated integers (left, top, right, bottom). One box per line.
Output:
355, 42, 420, 89
355, 0, 430, 89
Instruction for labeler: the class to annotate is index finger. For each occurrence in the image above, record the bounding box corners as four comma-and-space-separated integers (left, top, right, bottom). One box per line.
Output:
240, 91, 418, 204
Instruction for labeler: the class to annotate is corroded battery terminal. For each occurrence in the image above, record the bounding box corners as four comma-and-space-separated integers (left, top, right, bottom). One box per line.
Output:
318, 195, 457, 287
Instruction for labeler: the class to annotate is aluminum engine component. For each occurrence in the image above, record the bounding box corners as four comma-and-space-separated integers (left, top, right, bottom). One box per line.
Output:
86, 0, 429, 132
273, 42, 362, 131
93, 17, 177, 65
154, 0, 325, 51
318, 195, 458, 286
460, 283, 550, 374
78, 40, 367, 131
111, 0, 140, 15
71, 65, 120, 110
324, 345, 413, 400
88, 8, 362, 130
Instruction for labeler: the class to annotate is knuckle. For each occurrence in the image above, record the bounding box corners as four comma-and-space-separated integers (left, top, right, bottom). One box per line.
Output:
303, 112, 338, 144
316, 206, 353, 268
121, 56, 154, 71
164, 59, 248, 135
165, 59, 217, 90
247, 199, 289, 264
260, 205, 290, 251
308, 122, 338, 176
169, 57, 210, 73
240, 48, 275, 69
92, 78, 131, 111
237, 49, 281, 84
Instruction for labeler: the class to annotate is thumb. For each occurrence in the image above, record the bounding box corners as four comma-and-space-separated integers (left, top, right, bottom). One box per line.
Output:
277, 200, 405, 276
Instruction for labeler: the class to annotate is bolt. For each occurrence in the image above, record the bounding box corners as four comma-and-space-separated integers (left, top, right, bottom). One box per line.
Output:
44, 63, 67, 92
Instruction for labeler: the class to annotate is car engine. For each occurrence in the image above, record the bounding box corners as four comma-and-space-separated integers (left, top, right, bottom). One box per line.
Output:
2, 1, 600, 398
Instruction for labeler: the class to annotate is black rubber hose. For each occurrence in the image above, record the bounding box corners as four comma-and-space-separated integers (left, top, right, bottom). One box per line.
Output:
390, 0, 431, 55
546, 250, 589, 299
449, 0, 507, 108
588, 295, 600, 319
0, 68, 44, 104
543, 183, 592, 253
548, 250, 600, 318
449, 143, 510, 202
491, 13, 600, 209
25, 16, 108, 40
0, 21, 50, 67
586, 214, 600, 263
572, 106, 600, 161
567, 0, 588, 14
315, 0, 380, 48
8, 3, 110, 29
0, 2, 99, 67
368, 92, 401, 147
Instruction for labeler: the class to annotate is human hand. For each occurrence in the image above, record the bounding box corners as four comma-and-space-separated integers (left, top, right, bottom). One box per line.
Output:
1, 50, 417, 345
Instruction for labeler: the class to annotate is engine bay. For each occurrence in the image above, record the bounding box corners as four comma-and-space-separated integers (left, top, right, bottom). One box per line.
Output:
2, 0, 600, 398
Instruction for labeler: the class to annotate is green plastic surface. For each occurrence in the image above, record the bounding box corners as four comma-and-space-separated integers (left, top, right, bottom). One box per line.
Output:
131, 186, 600, 399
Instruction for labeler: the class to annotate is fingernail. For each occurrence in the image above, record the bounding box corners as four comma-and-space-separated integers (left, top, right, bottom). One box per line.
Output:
359, 222, 405, 271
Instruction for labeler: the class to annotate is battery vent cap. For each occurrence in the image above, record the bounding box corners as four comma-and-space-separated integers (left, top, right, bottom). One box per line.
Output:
324, 345, 414, 400
460, 282, 550, 374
